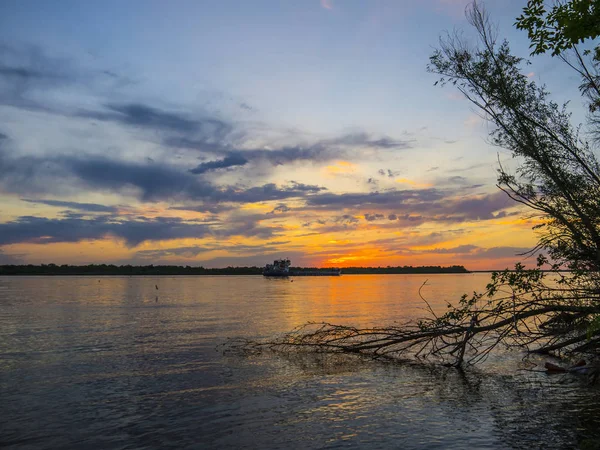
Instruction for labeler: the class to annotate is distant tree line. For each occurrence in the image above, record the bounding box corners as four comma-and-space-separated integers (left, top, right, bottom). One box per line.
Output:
0, 264, 469, 276
335, 265, 469, 274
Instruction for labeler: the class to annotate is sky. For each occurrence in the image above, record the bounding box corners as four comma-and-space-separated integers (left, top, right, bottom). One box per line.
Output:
0, 0, 589, 269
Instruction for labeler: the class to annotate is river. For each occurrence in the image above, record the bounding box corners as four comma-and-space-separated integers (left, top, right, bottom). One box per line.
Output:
1, 274, 599, 449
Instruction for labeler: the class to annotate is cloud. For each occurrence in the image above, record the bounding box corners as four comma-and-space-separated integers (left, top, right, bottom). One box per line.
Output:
326, 133, 410, 149
307, 189, 445, 208
168, 132, 413, 168
21, 198, 118, 213
269, 203, 291, 214
77, 103, 233, 136
463, 246, 533, 259
419, 244, 532, 259
0, 215, 211, 247
0, 147, 326, 204
134, 239, 288, 260
447, 176, 468, 184
0, 43, 132, 113
308, 189, 512, 223
189, 153, 248, 174
335, 214, 359, 224
168, 204, 235, 214
422, 244, 479, 254
378, 169, 398, 178
364, 213, 385, 221
0, 44, 74, 97
223, 182, 325, 203
0, 214, 281, 247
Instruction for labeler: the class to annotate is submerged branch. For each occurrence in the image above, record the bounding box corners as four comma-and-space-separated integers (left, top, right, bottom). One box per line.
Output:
225, 268, 600, 368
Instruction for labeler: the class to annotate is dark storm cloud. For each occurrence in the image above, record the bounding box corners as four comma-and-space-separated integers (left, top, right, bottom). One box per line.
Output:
190, 153, 248, 174
21, 198, 118, 213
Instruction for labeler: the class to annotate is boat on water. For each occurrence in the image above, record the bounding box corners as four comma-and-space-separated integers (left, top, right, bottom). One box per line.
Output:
263, 258, 292, 276
263, 259, 341, 277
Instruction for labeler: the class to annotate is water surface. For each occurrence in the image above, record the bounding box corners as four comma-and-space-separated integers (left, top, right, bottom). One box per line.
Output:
1, 274, 599, 449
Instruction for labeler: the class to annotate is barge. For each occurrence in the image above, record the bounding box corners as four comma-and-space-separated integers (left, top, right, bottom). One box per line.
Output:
263, 259, 341, 277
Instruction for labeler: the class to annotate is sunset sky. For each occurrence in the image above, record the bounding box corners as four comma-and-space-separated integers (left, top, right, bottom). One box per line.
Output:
0, 0, 588, 269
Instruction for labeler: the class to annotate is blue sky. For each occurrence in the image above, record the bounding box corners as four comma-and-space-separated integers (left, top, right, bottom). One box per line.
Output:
0, 0, 590, 268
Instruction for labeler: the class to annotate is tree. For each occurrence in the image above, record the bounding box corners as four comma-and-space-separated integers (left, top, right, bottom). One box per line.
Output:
228, 2, 600, 369
516, 0, 600, 57
430, 2, 600, 276
517, 0, 600, 139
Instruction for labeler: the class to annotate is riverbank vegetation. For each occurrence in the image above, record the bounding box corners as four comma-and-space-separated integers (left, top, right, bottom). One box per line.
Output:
229, 1, 600, 371
0, 264, 469, 276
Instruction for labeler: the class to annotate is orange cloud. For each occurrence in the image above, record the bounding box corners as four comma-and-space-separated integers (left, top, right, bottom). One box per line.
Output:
323, 160, 358, 176
395, 178, 433, 188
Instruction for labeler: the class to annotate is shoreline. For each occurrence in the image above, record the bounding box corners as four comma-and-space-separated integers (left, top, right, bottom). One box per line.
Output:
0, 264, 471, 276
